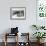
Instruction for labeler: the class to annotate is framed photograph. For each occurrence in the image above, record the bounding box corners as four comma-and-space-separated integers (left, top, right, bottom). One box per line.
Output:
10, 7, 26, 20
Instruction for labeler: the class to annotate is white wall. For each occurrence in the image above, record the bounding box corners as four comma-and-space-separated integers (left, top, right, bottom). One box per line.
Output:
9, 0, 36, 34
0, 0, 37, 42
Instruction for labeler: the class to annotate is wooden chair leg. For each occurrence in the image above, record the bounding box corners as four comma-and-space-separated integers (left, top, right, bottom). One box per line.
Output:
4, 33, 7, 46
16, 33, 18, 46
17, 34, 18, 46
4, 41, 7, 46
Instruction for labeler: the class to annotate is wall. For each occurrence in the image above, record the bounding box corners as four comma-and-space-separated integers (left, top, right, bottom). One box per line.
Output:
0, 0, 36, 42
9, 0, 36, 36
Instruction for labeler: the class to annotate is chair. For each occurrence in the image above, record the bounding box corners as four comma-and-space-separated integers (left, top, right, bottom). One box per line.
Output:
4, 27, 19, 46
4, 33, 18, 46
18, 33, 30, 46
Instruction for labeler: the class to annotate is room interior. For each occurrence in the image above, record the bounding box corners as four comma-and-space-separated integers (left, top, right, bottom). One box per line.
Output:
0, 0, 46, 46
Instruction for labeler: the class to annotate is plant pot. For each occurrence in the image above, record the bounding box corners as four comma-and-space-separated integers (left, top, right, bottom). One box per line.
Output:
37, 39, 40, 43
40, 38, 45, 43
37, 39, 45, 44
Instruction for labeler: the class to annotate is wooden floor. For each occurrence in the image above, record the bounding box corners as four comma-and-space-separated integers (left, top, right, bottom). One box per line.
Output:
0, 42, 46, 46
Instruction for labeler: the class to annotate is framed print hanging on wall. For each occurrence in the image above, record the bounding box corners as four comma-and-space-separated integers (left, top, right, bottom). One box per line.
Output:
10, 7, 26, 20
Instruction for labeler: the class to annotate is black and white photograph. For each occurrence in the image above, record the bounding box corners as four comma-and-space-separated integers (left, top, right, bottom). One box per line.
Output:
10, 7, 26, 20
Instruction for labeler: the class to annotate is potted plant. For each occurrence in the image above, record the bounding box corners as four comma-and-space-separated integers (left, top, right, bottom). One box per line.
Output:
32, 24, 45, 30
33, 32, 46, 43
32, 25, 39, 30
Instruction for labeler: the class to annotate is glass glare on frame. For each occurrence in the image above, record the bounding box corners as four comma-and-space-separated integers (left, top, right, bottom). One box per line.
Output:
39, 13, 44, 17
45, 13, 46, 17
39, 4, 44, 12
37, 0, 46, 18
